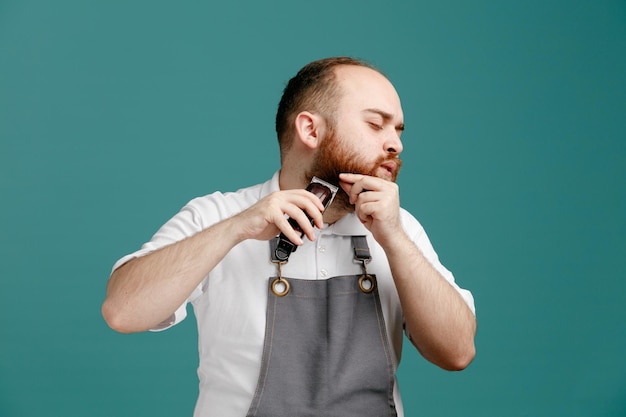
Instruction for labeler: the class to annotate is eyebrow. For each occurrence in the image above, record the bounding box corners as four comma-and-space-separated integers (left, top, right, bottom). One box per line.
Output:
363, 108, 405, 131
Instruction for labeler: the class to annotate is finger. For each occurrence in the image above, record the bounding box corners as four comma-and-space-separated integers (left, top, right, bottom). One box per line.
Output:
355, 200, 378, 218
282, 203, 318, 242
346, 181, 373, 204
303, 190, 327, 212
340, 173, 384, 194
302, 195, 326, 229
285, 189, 326, 210
339, 180, 352, 195
338, 177, 363, 204
354, 202, 374, 226
273, 215, 304, 245
338, 172, 365, 184
286, 193, 324, 230
293, 189, 329, 231
354, 188, 383, 203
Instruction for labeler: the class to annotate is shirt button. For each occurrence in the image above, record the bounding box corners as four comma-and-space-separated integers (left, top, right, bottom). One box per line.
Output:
320, 269, 328, 277
318, 245, 326, 253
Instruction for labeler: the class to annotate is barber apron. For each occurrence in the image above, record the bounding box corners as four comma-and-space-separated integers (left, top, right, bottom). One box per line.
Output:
246, 236, 397, 417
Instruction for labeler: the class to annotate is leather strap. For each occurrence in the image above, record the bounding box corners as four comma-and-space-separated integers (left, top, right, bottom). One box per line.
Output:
351, 235, 371, 263
270, 235, 372, 264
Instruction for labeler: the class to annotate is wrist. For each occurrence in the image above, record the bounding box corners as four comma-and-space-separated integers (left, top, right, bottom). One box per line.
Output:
373, 222, 407, 251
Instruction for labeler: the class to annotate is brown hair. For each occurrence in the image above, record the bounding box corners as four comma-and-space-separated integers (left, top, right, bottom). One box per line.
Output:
275, 57, 379, 160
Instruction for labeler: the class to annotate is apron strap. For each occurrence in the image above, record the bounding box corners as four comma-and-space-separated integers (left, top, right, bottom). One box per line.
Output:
269, 235, 376, 296
270, 235, 372, 263
269, 237, 282, 263
351, 235, 371, 263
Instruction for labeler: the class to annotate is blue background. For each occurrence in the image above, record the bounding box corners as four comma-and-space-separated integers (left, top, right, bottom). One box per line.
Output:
1, 1, 625, 416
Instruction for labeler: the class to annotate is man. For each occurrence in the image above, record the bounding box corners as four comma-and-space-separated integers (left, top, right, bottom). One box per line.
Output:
102, 57, 476, 417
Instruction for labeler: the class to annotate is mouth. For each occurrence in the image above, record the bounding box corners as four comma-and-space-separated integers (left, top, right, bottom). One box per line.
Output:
378, 161, 397, 179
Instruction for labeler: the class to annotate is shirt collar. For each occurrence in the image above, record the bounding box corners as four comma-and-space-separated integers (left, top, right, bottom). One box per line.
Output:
324, 212, 369, 236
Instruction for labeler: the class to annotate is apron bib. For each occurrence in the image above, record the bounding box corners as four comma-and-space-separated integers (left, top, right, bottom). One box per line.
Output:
246, 236, 397, 417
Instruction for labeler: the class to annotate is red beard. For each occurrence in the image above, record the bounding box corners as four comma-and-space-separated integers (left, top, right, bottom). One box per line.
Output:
306, 129, 402, 211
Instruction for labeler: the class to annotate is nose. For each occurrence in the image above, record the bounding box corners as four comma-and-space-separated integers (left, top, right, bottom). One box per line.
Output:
384, 132, 403, 155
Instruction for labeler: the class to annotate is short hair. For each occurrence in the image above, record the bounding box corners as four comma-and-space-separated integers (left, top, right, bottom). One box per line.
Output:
275, 56, 379, 159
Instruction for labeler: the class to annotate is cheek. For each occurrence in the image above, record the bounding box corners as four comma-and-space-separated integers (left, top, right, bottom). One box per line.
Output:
338, 126, 374, 152
356, 134, 381, 159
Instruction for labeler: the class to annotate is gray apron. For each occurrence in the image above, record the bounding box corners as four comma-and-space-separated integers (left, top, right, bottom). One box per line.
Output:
246, 236, 398, 417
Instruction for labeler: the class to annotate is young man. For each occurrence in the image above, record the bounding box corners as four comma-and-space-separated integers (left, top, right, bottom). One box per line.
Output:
103, 57, 476, 417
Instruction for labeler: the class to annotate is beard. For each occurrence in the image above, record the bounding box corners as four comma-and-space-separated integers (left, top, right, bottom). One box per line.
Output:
305, 128, 403, 212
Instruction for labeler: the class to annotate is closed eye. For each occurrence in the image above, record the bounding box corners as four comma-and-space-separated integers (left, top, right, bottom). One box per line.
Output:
368, 122, 383, 130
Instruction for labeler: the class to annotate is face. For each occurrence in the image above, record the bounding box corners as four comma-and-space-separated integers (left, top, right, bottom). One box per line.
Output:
306, 65, 405, 210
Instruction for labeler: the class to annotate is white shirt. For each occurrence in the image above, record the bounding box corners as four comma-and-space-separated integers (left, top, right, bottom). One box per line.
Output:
112, 171, 475, 417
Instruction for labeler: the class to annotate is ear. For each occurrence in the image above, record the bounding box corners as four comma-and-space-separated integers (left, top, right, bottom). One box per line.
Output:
294, 111, 325, 150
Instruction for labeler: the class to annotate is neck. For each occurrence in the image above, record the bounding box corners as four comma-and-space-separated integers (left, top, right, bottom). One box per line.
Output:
322, 204, 351, 225
278, 168, 309, 190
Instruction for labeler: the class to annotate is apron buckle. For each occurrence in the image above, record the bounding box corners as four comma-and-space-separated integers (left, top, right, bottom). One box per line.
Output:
271, 277, 290, 297
358, 273, 376, 293
271, 261, 291, 296
352, 236, 376, 293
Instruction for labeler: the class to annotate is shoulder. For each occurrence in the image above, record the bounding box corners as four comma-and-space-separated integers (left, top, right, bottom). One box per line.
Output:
184, 176, 276, 228
190, 181, 265, 211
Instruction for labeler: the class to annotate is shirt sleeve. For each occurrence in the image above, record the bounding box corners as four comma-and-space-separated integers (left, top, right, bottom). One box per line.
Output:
109, 198, 210, 331
401, 209, 476, 315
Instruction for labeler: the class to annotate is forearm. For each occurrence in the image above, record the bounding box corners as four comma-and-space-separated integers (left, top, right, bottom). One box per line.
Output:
102, 216, 243, 333
384, 232, 476, 370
